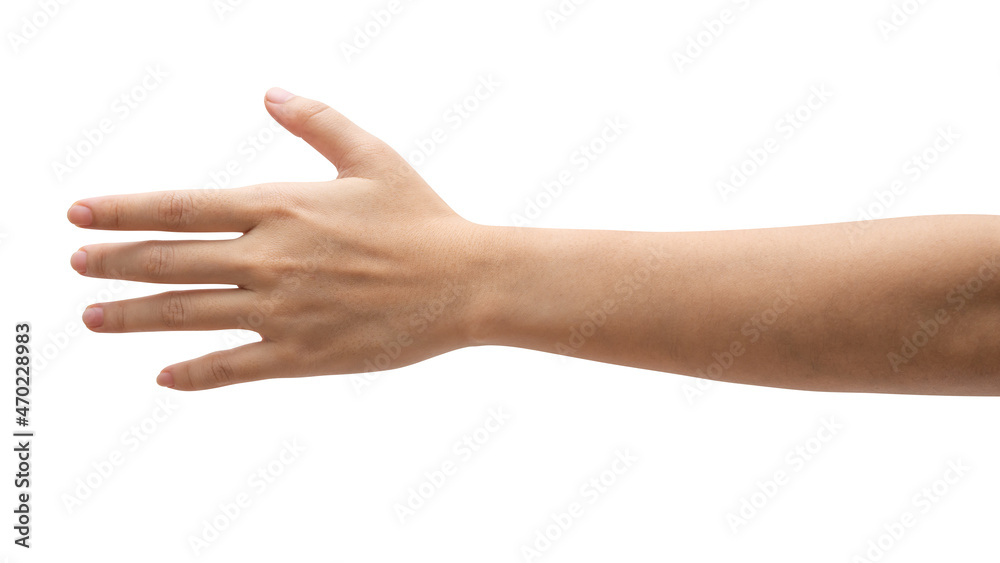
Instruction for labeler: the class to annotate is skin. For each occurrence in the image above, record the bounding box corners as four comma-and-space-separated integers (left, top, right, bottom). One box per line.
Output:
67, 88, 1000, 394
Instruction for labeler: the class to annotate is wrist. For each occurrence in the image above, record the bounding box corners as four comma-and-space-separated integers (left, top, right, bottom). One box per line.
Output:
459, 223, 525, 348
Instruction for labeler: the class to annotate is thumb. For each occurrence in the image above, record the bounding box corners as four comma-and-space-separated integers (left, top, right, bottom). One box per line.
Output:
263, 87, 389, 177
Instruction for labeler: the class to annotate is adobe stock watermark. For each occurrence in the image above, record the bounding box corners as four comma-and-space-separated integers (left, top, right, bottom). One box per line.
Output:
406, 74, 501, 169
340, 0, 413, 64
393, 407, 511, 524
682, 287, 797, 405
35, 279, 133, 374
887, 253, 999, 373
51, 64, 168, 183
62, 396, 179, 514
219, 327, 259, 351
543, 0, 591, 31
212, 0, 249, 21
726, 416, 842, 533
188, 439, 306, 556
510, 117, 627, 227
554, 245, 668, 360
852, 459, 969, 563
671, 0, 754, 73
717, 84, 834, 203
7, 0, 71, 54
202, 119, 287, 190
877, 0, 931, 41
351, 279, 466, 395
843, 127, 959, 244
520, 449, 637, 562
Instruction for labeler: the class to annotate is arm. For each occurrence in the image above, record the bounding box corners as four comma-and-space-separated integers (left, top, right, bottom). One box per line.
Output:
67, 89, 1000, 394
473, 216, 1000, 395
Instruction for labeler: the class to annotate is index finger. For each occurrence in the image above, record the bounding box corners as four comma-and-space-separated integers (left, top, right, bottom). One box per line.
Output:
66, 186, 268, 232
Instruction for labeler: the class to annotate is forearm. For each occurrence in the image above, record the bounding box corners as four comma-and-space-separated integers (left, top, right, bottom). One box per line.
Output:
467, 215, 1000, 395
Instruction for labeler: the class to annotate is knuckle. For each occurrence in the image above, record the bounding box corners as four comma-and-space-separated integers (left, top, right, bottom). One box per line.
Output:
297, 101, 334, 133
205, 355, 237, 387
247, 183, 291, 217
144, 243, 174, 278
88, 247, 106, 276
160, 292, 186, 329
339, 142, 397, 178
157, 192, 194, 228
349, 141, 391, 161
90, 246, 122, 278
111, 302, 129, 332
107, 198, 126, 229
259, 255, 312, 288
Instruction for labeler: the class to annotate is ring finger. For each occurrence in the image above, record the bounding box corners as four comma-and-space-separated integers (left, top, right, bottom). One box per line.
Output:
84, 288, 258, 333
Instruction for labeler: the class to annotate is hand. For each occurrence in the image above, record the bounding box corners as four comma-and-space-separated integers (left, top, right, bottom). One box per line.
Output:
68, 88, 497, 391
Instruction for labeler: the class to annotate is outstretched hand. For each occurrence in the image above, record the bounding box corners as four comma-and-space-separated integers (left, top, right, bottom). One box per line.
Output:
68, 88, 496, 391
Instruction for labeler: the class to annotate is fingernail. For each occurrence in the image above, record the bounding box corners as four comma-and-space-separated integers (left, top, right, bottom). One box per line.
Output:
67, 204, 93, 227
156, 371, 175, 388
71, 250, 88, 274
265, 87, 295, 104
82, 306, 103, 329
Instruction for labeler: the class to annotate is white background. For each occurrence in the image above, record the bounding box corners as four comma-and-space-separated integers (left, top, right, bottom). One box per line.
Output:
2, 0, 1000, 561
